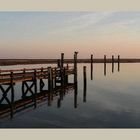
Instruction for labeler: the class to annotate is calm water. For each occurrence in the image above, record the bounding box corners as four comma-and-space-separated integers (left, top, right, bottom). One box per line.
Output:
0, 63, 140, 128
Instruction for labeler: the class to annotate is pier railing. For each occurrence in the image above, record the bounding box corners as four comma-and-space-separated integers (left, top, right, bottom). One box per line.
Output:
0, 66, 74, 84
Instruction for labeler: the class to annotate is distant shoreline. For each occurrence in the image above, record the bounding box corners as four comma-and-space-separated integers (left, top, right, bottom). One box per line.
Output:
0, 59, 140, 66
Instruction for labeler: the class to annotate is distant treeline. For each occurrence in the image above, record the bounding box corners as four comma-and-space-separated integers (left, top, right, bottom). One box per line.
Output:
0, 59, 140, 66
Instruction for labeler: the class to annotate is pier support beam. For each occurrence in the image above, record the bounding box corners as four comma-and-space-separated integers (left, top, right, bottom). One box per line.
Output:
22, 70, 37, 108
0, 72, 15, 118
48, 67, 53, 106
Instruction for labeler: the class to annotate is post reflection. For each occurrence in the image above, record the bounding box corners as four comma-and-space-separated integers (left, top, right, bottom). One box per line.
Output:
83, 66, 87, 102
74, 83, 78, 108
91, 62, 93, 80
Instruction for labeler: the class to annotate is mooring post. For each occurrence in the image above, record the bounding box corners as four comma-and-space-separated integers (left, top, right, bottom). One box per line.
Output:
61, 67, 65, 86
104, 55, 106, 76
57, 59, 61, 67
74, 51, 78, 84
83, 66, 87, 102
73, 51, 78, 108
91, 54, 93, 80
118, 55, 120, 72
61, 53, 64, 68
112, 55, 114, 73
91, 54, 93, 63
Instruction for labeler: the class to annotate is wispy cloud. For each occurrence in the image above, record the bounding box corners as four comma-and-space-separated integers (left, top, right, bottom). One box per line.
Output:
48, 12, 140, 35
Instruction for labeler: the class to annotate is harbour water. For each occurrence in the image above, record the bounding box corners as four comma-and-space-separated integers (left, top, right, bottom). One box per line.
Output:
0, 63, 140, 128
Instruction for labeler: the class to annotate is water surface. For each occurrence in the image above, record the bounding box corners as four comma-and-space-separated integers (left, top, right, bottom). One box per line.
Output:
0, 63, 140, 128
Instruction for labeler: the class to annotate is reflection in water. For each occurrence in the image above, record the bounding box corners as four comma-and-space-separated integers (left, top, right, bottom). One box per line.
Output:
0, 84, 76, 118
104, 62, 106, 76
91, 62, 93, 80
0, 62, 127, 128
118, 61, 120, 72
83, 66, 87, 103
74, 83, 78, 108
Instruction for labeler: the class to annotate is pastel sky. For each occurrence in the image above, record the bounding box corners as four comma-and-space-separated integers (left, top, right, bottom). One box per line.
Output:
0, 12, 140, 59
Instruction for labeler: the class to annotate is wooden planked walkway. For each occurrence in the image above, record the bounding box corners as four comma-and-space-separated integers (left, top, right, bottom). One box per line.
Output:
0, 66, 74, 84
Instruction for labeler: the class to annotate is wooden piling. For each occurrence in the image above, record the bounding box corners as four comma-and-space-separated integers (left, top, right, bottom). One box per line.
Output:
118, 55, 120, 72
112, 55, 114, 73
83, 66, 87, 102
91, 54, 93, 80
33, 69, 37, 108
74, 52, 78, 84
10, 71, 14, 118
91, 54, 93, 63
48, 67, 53, 106
61, 53, 64, 68
57, 59, 61, 67
104, 55, 106, 76
48, 67, 53, 91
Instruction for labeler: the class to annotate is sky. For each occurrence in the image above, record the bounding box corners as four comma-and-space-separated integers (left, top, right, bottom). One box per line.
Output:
0, 12, 140, 59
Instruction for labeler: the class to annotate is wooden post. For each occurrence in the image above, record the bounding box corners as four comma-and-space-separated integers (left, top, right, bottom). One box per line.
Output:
61, 53, 64, 68
57, 59, 61, 67
104, 55, 106, 76
112, 55, 114, 73
118, 55, 120, 72
74, 51, 78, 84
34, 69, 37, 108
10, 71, 14, 118
22, 69, 26, 98
54, 67, 57, 88
91, 54, 93, 80
83, 66, 87, 102
74, 51, 78, 108
48, 67, 53, 92
64, 67, 66, 85
40, 67, 44, 92
65, 64, 69, 84
91, 54, 93, 63
48, 67, 53, 106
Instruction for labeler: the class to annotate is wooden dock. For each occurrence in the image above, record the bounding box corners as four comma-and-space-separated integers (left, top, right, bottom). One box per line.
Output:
0, 52, 79, 118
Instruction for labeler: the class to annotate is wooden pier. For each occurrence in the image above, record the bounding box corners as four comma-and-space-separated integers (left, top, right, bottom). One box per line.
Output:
0, 52, 79, 118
